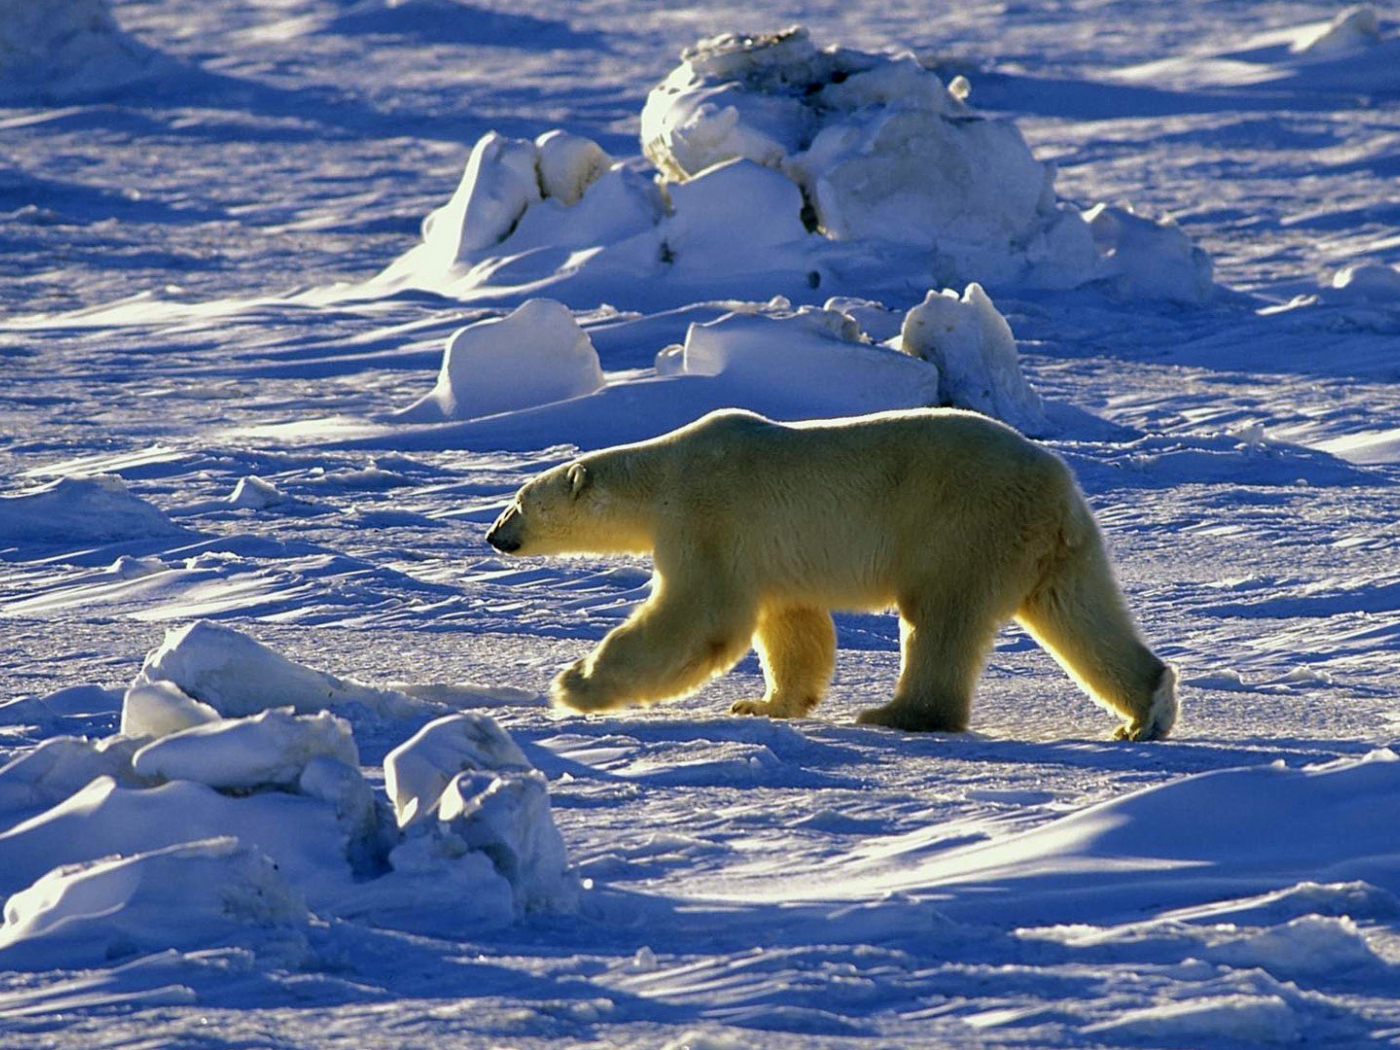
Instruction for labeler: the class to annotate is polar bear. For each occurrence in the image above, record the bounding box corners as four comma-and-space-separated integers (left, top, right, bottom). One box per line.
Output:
486, 408, 1177, 740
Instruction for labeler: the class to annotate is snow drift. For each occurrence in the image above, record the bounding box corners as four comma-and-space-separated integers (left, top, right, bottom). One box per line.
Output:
366, 26, 1213, 307
0, 623, 578, 969
0, 0, 170, 102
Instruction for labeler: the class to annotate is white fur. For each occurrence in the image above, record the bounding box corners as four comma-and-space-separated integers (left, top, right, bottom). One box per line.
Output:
487, 408, 1179, 738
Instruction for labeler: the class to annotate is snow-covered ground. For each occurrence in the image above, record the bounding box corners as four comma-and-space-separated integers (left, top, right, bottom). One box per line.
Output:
3, 0, 1400, 1047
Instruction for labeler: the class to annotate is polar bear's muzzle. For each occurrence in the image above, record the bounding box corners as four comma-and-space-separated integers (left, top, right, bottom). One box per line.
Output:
486, 505, 524, 554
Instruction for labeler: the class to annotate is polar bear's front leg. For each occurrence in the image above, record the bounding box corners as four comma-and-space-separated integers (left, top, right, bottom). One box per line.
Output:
551, 578, 758, 714
731, 605, 836, 719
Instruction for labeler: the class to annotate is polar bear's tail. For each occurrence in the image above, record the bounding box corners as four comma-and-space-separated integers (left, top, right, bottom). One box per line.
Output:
1016, 507, 1178, 741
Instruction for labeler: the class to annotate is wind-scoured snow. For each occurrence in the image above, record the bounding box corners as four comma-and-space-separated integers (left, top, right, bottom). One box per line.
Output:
2, 0, 1400, 1047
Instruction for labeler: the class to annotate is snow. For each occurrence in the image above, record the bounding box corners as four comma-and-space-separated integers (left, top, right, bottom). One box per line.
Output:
0, 475, 182, 545
0, 0, 168, 102
395, 297, 606, 422
4, 0, 1400, 1046
900, 283, 1048, 434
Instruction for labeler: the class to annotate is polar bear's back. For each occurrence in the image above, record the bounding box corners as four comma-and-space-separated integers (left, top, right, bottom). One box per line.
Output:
658, 409, 1079, 611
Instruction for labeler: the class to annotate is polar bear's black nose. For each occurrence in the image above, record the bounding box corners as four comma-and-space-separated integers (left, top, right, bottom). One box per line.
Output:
486, 522, 520, 553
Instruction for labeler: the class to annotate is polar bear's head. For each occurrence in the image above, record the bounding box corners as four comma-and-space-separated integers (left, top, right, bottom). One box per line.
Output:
487, 461, 593, 557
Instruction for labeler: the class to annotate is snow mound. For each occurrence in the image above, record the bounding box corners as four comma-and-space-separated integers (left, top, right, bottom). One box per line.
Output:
1326, 262, 1400, 303
229, 475, 285, 509
0, 838, 308, 971
132, 708, 359, 791
900, 283, 1047, 434
396, 298, 605, 422
1292, 5, 1382, 56
365, 27, 1212, 306
1084, 203, 1214, 304
0, 475, 182, 545
659, 303, 942, 418
384, 712, 532, 827
1083, 995, 1300, 1044
0, 0, 168, 102
129, 620, 411, 720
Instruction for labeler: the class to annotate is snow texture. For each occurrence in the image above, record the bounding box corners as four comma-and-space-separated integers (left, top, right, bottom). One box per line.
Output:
3, 0, 1400, 1046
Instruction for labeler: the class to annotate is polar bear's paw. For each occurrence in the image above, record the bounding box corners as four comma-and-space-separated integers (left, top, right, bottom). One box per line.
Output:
1112, 664, 1179, 741
551, 662, 625, 714
731, 695, 819, 719
730, 699, 776, 717
855, 701, 967, 733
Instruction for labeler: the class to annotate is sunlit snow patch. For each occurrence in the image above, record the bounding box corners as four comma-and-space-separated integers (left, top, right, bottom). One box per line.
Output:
395, 297, 605, 422
361, 26, 1212, 306
0, 475, 183, 545
0, 837, 309, 971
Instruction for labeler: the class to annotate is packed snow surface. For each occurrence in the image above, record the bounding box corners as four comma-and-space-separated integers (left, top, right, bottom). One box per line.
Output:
3, 0, 1400, 1047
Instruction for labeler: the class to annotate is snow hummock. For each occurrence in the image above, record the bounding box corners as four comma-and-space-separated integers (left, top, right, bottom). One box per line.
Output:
1292, 5, 1382, 56
1084, 203, 1215, 304
0, 624, 578, 967
396, 298, 605, 422
129, 620, 410, 719
1327, 261, 1400, 303
0, 475, 182, 545
660, 303, 942, 418
228, 475, 285, 509
364, 26, 1213, 307
899, 282, 1047, 434
0, 838, 309, 971
0, 0, 168, 102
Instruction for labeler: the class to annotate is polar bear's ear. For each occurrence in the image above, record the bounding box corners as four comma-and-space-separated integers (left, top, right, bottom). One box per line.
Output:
567, 462, 590, 498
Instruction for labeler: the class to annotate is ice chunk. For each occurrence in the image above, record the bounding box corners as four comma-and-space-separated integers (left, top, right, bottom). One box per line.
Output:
1085, 203, 1214, 303
132, 620, 407, 719
384, 712, 532, 828
228, 475, 284, 509
436, 770, 578, 912
420, 131, 542, 265
0, 735, 143, 816
0, 837, 308, 971
131, 708, 359, 791
673, 306, 941, 417
899, 283, 1047, 434
120, 679, 222, 739
1292, 5, 1382, 56
397, 298, 605, 422
0, 475, 180, 544
535, 129, 611, 207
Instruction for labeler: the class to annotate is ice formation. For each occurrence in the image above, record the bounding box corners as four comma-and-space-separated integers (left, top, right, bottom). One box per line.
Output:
372, 26, 1214, 305
129, 620, 409, 719
1327, 261, 1400, 303
0, 624, 579, 967
0, 475, 182, 544
396, 298, 606, 422
658, 303, 942, 418
900, 283, 1047, 435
